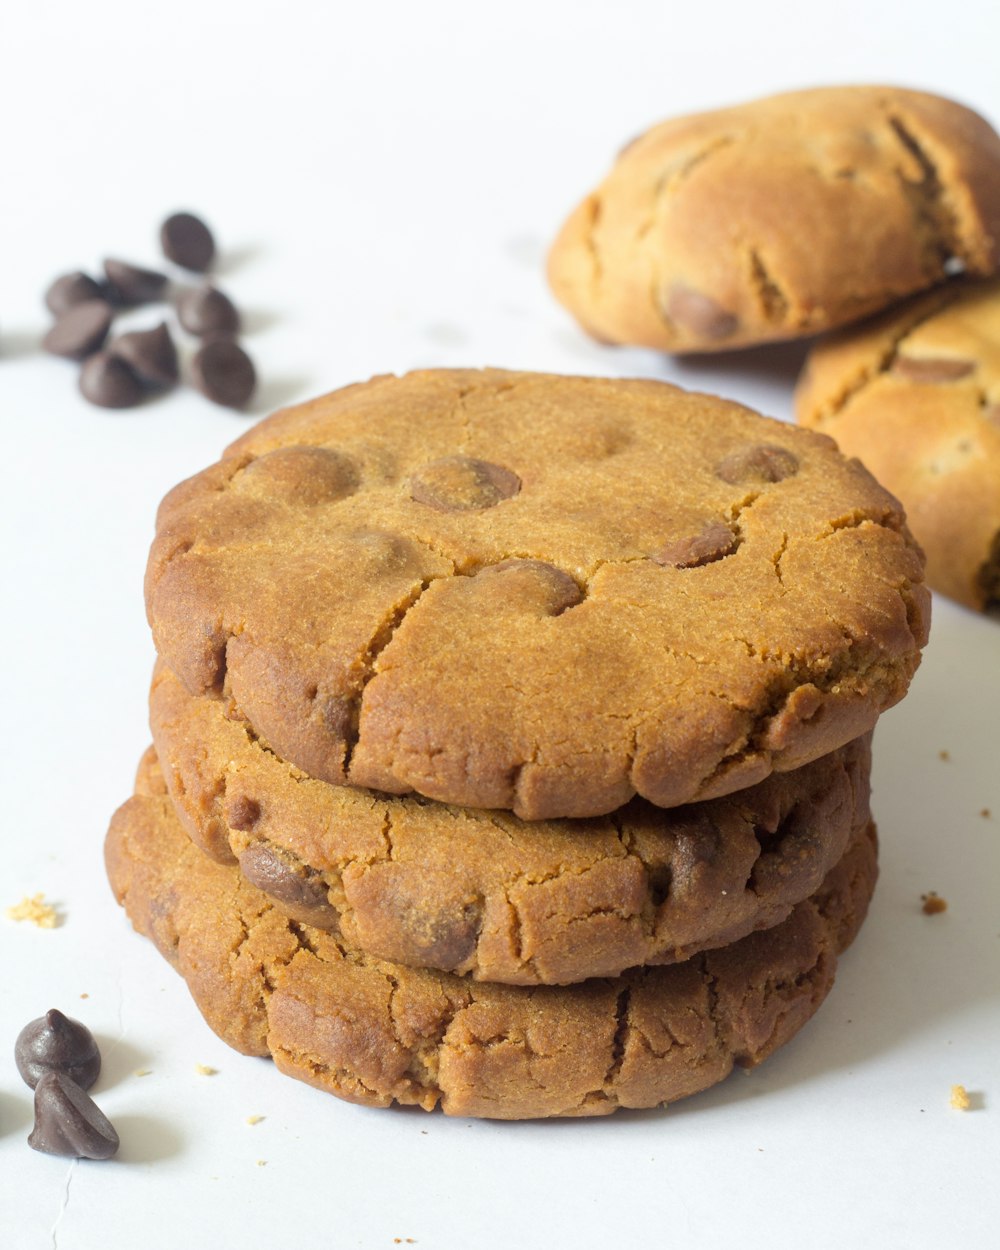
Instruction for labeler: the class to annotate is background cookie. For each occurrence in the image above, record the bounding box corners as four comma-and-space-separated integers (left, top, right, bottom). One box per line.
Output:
151, 662, 872, 984
548, 86, 1000, 352
796, 279, 1000, 612
106, 749, 878, 1120
147, 368, 929, 819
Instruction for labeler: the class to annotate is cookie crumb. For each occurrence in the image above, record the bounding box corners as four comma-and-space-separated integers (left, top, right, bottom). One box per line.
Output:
951, 1084, 971, 1110
980, 809, 991, 819
195, 1063, 218, 1076
921, 892, 948, 915
939, 749, 950, 761
256, 1159, 267, 1167
79, 993, 89, 999
6, 893, 59, 928
246, 1115, 265, 1125
134, 1069, 152, 1078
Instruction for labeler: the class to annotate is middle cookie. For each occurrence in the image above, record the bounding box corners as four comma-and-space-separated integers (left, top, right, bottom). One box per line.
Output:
151, 662, 872, 986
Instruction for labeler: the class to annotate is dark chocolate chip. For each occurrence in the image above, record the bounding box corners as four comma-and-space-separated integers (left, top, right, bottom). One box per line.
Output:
161, 212, 216, 272
103, 258, 168, 306
42, 300, 113, 360
478, 559, 583, 614
176, 285, 239, 337
79, 351, 145, 408
666, 286, 738, 340
410, 456, 521, 511
28, 1072, 119, 1160
652, 520, 737, 568
191, 339, 256, 408
239, 843, 331, 912
892, 355, 975, 382
225, 794, 261, 831
318, 693, 354, 739
44, 272, 104, 316
240, 446, 358, 504
109, 323, 179, 387
15, 1009, 101, 1090
715, 444, 799, 485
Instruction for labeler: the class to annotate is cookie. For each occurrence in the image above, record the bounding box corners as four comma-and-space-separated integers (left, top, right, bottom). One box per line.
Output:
151, 661, 872, 984
548, 87, 1000, 352
146, 369, 928, 820
105, 748, 878, 1119
796, 278, 1000, 611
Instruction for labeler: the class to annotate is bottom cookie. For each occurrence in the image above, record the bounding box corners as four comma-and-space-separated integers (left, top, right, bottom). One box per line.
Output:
105, 748, 878, 1119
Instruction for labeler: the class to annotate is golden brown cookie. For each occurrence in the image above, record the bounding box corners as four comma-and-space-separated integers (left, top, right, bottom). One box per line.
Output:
548, 87, 1000, 352
796, 278, 1000, 611
151, 660, 872, 985
106, 748, 878, 1119
146, 369, 928, 820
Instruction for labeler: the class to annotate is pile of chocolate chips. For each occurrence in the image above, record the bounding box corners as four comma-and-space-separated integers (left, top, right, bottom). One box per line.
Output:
42, 212, 256, 410
16, 1009, 119, 1159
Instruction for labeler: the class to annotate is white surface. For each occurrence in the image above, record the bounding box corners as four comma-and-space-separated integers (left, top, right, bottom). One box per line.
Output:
1, 3, 998, 1247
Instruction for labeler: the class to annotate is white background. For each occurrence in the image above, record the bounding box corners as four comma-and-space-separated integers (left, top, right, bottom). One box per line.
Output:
1, 2, 998, 1247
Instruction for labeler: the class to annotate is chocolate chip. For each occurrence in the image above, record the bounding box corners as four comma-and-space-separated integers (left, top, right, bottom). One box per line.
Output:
239, 843, 331, 912
318, 693, 354, 739
28, 1072, 119, 1160
44, 272, 104, 316
176, 285, 239, 337
240, 446, 358, 505
15, 1009, 101, 1090
103, 258, 168, 306
79, 351, 145, 408
192, 339, 256, 408
109, 323, 179, 387
478, 559, 584, 614
161, 212, 216, 272
410, 456, 521, 511
652, 520, 737, 568
715, 444, 799, 485
42, 300, 113, 360
225, 794, 261, 831
666, 286, 738, 340
892, 355, 975, 382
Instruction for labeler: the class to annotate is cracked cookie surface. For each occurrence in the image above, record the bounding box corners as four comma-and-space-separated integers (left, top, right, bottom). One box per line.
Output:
797, 278, 1000, 611
105, 748, 878, 1119
151, 661, 872, 984
146, 368, 929, 819
548, 87, 1000, 352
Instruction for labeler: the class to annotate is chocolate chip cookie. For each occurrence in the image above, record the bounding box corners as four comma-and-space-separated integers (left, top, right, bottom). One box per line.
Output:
150, 661, 872, 984
548, 87, 1000, 351
105, 748, 878, 1119
797, 278, 1000, 611
146, 369, 928, 819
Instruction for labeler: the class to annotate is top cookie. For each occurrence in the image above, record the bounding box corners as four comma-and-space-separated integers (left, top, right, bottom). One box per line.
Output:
548, 86, 1000, 352
147, 368, 929, 819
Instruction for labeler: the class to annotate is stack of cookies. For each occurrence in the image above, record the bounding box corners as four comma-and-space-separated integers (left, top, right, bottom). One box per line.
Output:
106, 368, 930, 1118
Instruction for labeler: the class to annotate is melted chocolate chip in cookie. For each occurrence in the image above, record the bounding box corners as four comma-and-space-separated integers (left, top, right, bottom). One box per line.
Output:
715, 444, 799, 484
652, 520, 738, 568
666, 287, 738, 340
410, 456, 521, 511
892, 356, 975, 382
